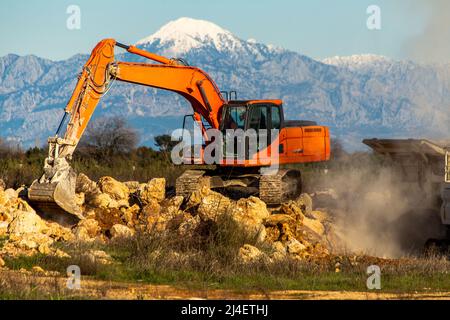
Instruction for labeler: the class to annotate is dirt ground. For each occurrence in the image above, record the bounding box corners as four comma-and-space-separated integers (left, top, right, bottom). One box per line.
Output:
2, 270, 449, 300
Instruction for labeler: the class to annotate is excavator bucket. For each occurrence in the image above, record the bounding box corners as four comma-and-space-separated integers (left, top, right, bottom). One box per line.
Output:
28, 169, 83, 226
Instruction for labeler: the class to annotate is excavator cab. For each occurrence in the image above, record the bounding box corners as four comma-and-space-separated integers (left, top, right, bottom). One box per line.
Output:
220, 101, 282, 131
220, 101, 282, 160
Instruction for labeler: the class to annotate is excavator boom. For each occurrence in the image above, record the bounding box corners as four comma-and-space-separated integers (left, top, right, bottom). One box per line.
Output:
28, 39, 225, 223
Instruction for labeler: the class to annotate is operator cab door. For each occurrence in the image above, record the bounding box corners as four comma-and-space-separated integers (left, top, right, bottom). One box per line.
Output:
221, 105, 247, 160
247, 104, 281, 161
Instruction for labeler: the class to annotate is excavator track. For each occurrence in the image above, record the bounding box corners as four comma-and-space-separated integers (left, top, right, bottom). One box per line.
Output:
176, 170, 209, 198
176, 168, 302, 206
259, 169, 302, 205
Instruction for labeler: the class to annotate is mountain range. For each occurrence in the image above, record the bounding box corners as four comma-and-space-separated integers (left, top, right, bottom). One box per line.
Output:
1, 17, 450, 151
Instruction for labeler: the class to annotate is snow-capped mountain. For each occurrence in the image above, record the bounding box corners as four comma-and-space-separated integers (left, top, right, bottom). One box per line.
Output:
1, 17, 450, 150
136, 17, 241, 55
322, 54, 395, 72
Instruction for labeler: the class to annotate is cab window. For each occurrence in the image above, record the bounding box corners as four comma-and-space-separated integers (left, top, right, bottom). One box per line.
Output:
271, 106, 281, 129
249, 106, 269, 130
222, 106, 246, 130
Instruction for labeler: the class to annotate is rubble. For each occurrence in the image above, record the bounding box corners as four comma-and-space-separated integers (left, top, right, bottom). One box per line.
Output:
0, 221, 9, 236
228, 197, 269, 240
139, 178, 166, 204
94, 208, 124, 231
187, 186, 210, 208
272, 241, 287, 255
296, 193, 313, 216
177, 214, 201, 237
302, 216, 325, 237
160, 196, 184, 218
286, 239, 307, 255
89, 193, 113, 209
310, 210, 329, 223
43, 222, 74, 242
0, 173, 342, 265
98, 176, 130, 201
110, 224, 135, 239
73, 219, 101, 242
82, 249, 113, 265
8, 210, 46, 236
121, 204, 140, 227
198, 191, 231, 221
238, 244, 265, 264
123, 181, 140, 193
4, 189, 18, 202
76, 173, 100, 203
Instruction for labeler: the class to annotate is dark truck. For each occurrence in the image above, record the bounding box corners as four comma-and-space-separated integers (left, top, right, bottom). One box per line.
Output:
363, 138, 450, 248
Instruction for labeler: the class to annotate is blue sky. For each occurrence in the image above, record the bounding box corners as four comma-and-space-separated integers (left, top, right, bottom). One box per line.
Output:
0, 0, 434, 61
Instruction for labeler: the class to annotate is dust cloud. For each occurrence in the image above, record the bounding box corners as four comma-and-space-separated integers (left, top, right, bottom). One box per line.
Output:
313, 159, 445, 258
404, 0, 450, 64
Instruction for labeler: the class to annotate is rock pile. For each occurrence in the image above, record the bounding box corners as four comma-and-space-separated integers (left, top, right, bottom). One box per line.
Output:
0, 174, 341, 266
0, 181, 73, 258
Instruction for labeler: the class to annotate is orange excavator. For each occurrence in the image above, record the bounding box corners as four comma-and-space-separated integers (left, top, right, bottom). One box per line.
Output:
28, 39, 330, 221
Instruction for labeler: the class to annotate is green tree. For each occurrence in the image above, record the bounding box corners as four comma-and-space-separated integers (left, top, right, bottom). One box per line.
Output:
154, 134, 178, 153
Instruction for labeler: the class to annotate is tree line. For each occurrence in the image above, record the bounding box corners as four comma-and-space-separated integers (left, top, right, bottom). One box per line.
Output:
0, 116, 184, 188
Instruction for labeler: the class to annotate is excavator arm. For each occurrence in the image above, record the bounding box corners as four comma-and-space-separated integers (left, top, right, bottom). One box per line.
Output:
28, 38, 226, 222
59, 39, 224, 158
